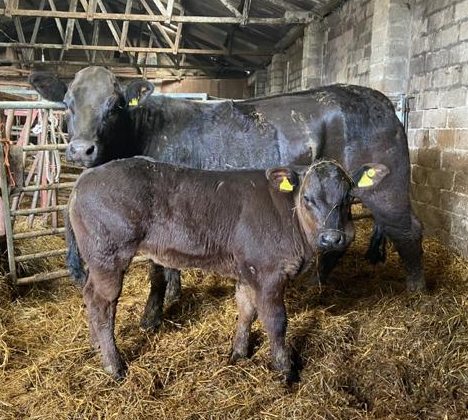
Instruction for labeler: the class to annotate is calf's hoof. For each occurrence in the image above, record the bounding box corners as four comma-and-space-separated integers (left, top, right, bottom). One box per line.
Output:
104, 358, 127, 380
228, 349, 248, 365
165, 282, 181, 306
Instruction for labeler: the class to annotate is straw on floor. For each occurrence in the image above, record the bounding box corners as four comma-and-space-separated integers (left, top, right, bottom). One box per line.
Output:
0, 219, 467, 419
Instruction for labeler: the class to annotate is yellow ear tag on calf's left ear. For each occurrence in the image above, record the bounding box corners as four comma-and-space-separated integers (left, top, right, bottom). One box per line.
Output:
128, 97, 138, 107
279, 176, 294, 192
358, 169, 375, 187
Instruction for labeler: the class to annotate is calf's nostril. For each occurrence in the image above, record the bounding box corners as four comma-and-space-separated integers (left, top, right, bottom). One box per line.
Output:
69, 145, 76, 154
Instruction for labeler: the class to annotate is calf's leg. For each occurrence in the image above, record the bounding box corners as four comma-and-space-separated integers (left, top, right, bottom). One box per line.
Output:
164, 267, 182, 304
230, 282, 257, 363
140, 263, 167, 330
256, 278, 296, 382
83, 268, 125, 379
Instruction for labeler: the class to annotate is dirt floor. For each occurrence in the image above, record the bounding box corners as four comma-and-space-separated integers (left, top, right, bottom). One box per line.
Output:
0, 220, 467, 420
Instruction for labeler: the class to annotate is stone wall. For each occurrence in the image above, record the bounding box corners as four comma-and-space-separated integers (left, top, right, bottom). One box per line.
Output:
323, 0, 374, 86
407, 0, 468, 256
251, 0, 468, 256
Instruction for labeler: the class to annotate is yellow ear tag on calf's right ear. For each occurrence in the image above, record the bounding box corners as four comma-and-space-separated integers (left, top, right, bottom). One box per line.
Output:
358, 169, 375, 187
128, 97, 138, 107
279, 176, 294, 192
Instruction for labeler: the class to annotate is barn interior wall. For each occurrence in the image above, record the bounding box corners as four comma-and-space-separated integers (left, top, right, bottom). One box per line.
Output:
407, 0, 468, 257
255, 0, 468, 258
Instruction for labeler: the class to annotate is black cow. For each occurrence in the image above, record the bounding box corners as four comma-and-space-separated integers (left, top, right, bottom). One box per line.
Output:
29, 67, 425, 330
66, 157, 389, 381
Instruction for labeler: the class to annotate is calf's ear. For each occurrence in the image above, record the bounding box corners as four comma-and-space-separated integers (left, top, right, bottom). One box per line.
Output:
28, 72, 68, 102
266, 167, 299, 193
125, 79, 155, 107
352, 163, 389, 191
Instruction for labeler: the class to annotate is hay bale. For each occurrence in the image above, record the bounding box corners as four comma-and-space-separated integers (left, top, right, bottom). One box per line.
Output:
0, 219, 467, 419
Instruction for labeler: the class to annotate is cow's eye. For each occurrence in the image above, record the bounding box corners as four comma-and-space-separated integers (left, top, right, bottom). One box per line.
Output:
303, 195, 315, 206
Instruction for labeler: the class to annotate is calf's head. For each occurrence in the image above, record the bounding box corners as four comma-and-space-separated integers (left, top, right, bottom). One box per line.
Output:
266, 160, 389, 252
29, 67, 154, 167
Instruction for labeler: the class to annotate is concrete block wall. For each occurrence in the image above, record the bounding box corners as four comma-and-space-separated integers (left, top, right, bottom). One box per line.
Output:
408, 0, 468, 256
250, 0, 468, 257
323, 0, 374, 86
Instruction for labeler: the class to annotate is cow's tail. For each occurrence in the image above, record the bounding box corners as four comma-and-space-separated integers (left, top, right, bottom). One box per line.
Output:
365, 223, 387, 265
65, 212, 87, 286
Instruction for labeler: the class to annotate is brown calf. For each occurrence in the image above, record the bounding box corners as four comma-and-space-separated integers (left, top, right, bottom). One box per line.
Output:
66, 157, 388, 382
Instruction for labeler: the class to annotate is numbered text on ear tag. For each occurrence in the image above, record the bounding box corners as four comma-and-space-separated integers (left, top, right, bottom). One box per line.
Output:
358, 169, 374, 187
128, 98, 139, 107
279, 176, 294, 192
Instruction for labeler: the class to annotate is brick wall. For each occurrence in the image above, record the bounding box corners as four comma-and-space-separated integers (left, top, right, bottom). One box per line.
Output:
323, 0, 374, 86
408, 0, 468, 256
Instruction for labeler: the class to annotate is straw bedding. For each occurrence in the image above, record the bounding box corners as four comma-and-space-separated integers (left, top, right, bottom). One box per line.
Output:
0, 219, 467, 419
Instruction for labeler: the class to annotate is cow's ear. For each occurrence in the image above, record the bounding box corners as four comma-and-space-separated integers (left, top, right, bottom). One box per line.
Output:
125, 79, 154, 107
266, 167, 299, 193
352, 163, 389, 191
28, 71, 68, 102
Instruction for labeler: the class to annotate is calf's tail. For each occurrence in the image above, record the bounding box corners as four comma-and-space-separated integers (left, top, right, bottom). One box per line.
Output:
365, 223, 387, 265
65, 212, 87, 286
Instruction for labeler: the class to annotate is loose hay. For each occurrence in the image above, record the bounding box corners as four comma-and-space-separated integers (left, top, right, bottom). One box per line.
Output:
0, 220, 467, 419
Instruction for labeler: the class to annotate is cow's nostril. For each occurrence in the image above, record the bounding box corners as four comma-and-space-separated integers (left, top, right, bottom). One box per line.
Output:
70, 145, 76, 154
85, 145, 95, 156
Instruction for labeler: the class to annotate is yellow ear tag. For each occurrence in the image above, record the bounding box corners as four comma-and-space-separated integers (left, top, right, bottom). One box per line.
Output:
358, 169, 375, 187
128, 97, 138, 107
279, 176, 294, 192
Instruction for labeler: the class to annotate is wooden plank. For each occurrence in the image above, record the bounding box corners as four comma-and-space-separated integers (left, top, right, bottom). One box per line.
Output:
87, 0, 97, 20
150, 0, 166, 15
262, 0, 307, 11
217, 0, 241, 18
173, 6, 184, 54
0, 8, 314, 24
47, 0, 65, 41
241, 0, 251, 26
75, 20, 91, 60
90, 20, 100, 62
119, 0, 133, 52
63, 0, 79, 50
140, 0, 174, 48
0, 42, 274, 55
165, 0, 174, 22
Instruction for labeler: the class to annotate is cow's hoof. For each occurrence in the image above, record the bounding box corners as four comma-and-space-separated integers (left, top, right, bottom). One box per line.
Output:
228, 350, 248, 365
139, 316, 162, 331
285, 368, 300, 385
406, 276, 426, 293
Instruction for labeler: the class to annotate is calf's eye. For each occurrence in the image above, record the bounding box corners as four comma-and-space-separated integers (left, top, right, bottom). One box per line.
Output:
303, 195, 315, 206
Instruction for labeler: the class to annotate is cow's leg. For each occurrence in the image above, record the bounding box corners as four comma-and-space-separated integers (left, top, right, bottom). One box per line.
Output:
164, 267, 182, 304
256, 277, 295, 382
140, 263, 167, 330
363, 193, 425, 291
83, 268, 126, 379
383, 212, 425, 292
230, 282, 257, 363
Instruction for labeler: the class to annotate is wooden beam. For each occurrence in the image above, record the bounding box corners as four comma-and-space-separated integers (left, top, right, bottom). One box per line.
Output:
241, 0, 251, 26
150, 0, 166, 15
0, 41, 273, 55
119, 0, 133, 52
165, 0, 174, 23
262, 0, 307, 11
217, 0, 241, 18
30, 0, 46, 46
47, 0, 65, 40
0, 8, 316, 24
75, 20, 91, 60
0, 59, 258, 71
62, 0, 79, 51
173, 6, 184, 54
87, 0, 97, 20
140, 0, 174, 48
4, 0, 18, 18
90, 20, 100, 62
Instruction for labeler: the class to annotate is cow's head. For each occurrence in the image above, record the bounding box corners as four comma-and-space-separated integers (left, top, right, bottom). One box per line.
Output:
266, 160, 389, 252
29, 66, 154, 167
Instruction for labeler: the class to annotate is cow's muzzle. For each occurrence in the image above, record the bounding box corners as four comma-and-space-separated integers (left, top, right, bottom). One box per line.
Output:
66, 139, 98, 167
317, 229, 347, 251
